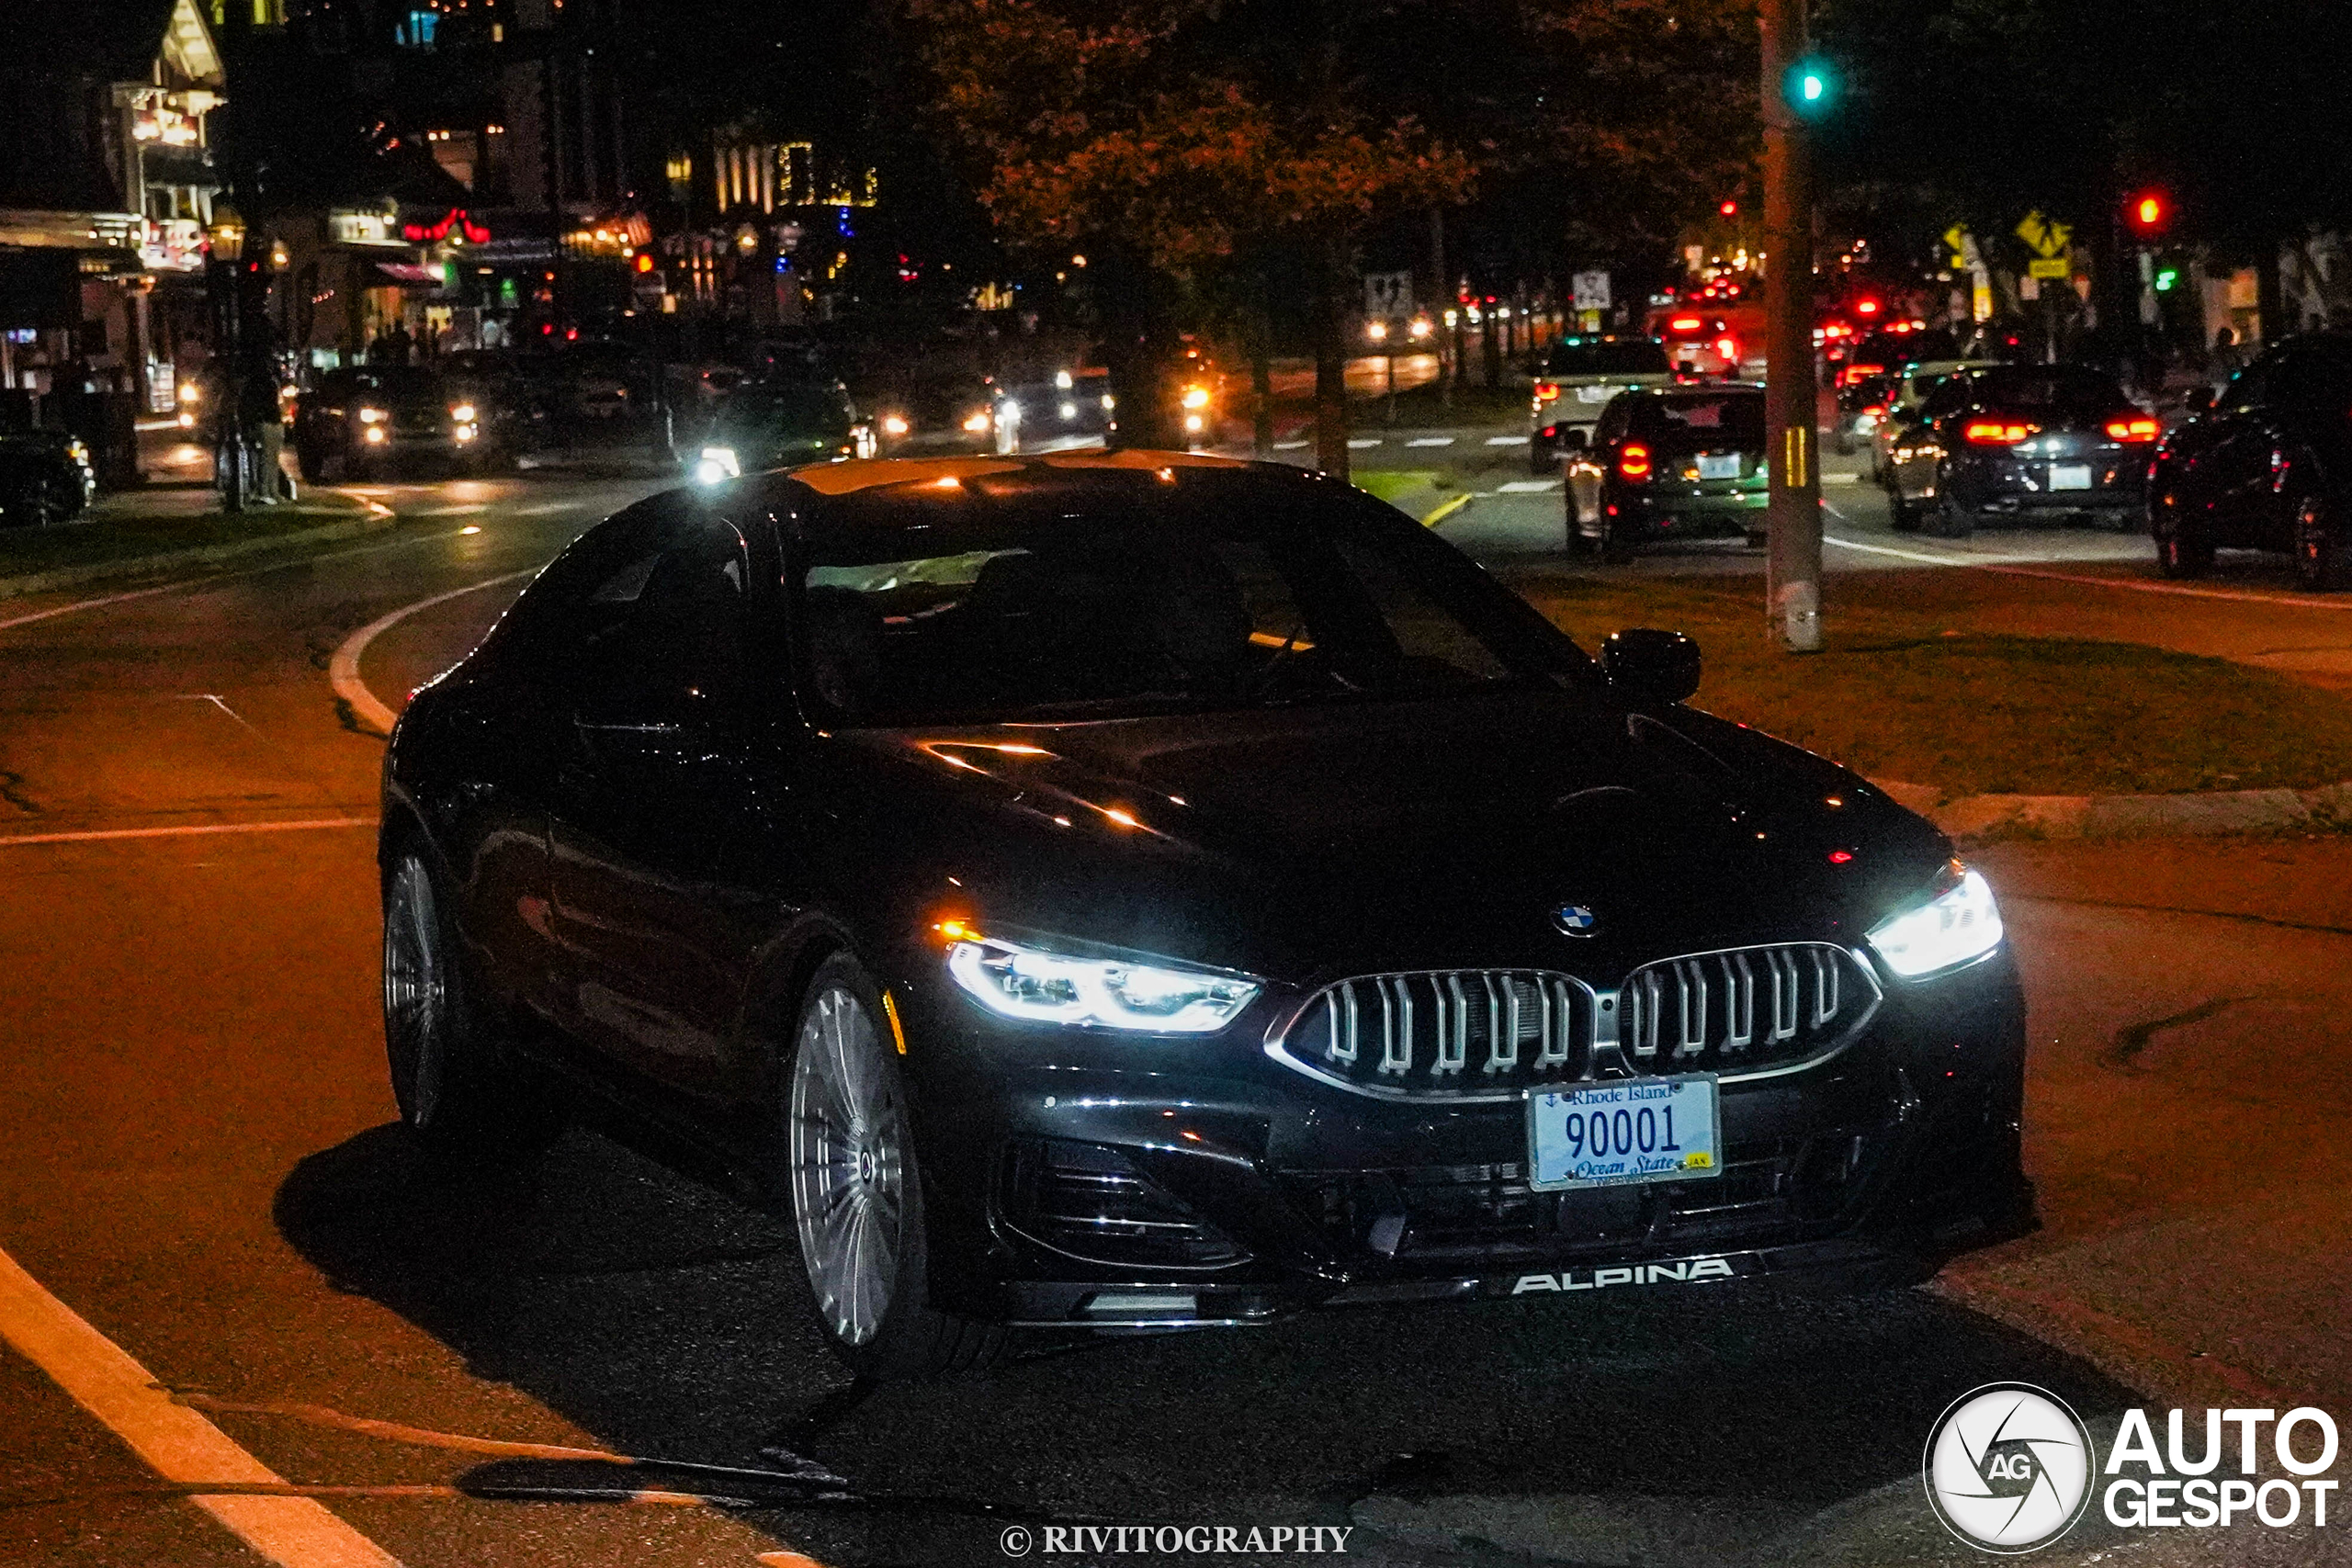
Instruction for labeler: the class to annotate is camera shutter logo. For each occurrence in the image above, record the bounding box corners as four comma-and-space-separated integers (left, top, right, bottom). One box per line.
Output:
1923, 1383, 2096, 1554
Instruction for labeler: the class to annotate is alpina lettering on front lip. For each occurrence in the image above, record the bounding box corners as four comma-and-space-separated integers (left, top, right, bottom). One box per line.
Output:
1553, 904, 1600, 936
1510, 1257, 1737, 1292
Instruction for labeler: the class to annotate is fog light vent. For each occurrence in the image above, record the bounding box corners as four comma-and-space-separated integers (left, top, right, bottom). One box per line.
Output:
998, 1139, 1249, 1269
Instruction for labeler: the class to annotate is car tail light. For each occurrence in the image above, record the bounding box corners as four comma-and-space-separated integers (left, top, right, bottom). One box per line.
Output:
1535, 382, 1560, 402
1862, 404, 1888, 417
1668, 316, 1703, 332
1619, 442, 1652, 480
1963, 420, 2032, 445
2105, 416, 2160, 442
1716, 336, 1739, 363
1839, 364, 1886, 388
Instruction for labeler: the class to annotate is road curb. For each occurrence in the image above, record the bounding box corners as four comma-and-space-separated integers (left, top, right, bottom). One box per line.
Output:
0, 501, 392, 601
1875, 777, 2352, 842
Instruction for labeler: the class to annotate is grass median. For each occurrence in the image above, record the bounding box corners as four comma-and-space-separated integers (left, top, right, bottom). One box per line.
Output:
0, 500, 369, 582
1512, 571, 2352, 797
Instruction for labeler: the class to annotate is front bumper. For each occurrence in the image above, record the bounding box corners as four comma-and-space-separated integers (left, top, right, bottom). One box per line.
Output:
890, 948, 2030, 1329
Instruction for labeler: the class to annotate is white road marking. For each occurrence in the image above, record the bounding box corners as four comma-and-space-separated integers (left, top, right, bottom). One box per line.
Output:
1496, 479, 1563, 494
1347, 438, 1384, 449
1272, 440, 1311, 451
1405, 436, 1456, 447
330, 568, 538, 735
1485, 435, 1531, 446
1820, 501, 2352, 608
1822, 472, 1860, 485
0, 1244, 402, 1567
0, 818, 373, 850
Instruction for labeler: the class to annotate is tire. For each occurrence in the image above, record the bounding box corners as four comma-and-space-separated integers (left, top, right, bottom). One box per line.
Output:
2295, 494, 2352, 592
1743, 528, 1768, 550
380, 849, 563, 1168
1928, 483, 1975, 539
1831, 427, 1853, 457
1597, 515, 1634, 564
297, 444, 328, 484
785, 953, 1007, 1380
2151, 491, 2213, 579
1887, 491, 1920, 533
1530, 437, 1556, 476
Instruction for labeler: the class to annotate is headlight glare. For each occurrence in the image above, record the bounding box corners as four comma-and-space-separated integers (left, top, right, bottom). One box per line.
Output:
1867, 863, 2003, 978
946, 933, 1259, 1033
695, 446, 740, 483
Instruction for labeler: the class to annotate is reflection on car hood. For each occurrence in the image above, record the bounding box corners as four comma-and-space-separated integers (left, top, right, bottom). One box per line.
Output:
820, 689, 1947, 983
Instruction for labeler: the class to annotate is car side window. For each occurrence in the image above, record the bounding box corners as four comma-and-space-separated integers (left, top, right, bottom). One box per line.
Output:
577, 517, 753, 720
478, 490, 702, 682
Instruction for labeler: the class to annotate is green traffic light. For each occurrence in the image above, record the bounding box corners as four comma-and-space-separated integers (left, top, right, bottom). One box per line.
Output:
1783, 56, 1838, 118
2154, 268, 2178, 293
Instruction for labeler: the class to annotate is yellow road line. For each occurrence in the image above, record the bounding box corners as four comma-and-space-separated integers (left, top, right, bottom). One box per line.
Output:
1420, 494, 1472, 528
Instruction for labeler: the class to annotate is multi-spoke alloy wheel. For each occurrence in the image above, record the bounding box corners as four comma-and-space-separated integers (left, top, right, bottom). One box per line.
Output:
789, 981, 910, 1348
382, 853, 447, 1130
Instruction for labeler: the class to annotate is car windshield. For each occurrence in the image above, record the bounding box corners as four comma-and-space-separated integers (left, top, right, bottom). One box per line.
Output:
795, 488, 1580, 725
1546, 340, 1670, 378
1626, 393, 1766, 448
1963, 367, 2126, 411
717, 385, 852, 435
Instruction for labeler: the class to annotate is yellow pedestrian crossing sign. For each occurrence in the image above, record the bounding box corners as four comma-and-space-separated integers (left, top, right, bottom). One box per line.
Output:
2015, 210, 2072, 259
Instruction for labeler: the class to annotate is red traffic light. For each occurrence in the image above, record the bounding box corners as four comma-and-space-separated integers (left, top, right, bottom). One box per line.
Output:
2128, 190, 2171, 234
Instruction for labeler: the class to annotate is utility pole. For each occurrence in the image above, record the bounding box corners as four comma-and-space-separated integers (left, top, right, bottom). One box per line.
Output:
1760, 0, 1824, 652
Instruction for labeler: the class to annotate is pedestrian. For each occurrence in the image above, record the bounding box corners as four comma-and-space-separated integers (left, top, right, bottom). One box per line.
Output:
2210, 326, 2240, 379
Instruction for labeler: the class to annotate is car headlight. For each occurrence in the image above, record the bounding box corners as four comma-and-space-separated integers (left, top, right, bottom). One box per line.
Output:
945, 931, 1261, 1033
1181, 386, 1210, 410
880, 413, 909, 436
1867, 862, 2004, 978
695, 446, 740, 483
358, 407, 387, 423
962, 410, 991, 434
1059, 400, 1079, 421
450, 402, 477, 423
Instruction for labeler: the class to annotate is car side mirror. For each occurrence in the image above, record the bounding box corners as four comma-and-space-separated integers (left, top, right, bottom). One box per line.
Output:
2179, 385, 2215, 415
1560, 426, 1589, 452
1600, 627, 1702, 705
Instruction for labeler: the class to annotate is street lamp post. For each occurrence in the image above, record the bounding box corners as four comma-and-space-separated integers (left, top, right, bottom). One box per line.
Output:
1760, 0, 1826, 653
206, 202, 248, 513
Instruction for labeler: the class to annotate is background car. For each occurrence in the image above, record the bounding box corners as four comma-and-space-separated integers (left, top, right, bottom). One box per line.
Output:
1529, 336, 1672, 471
689, 378, 873, 482
1831, 373, 1894, 457
0, 429, 96, 528
991, 370, 1114, 453
1883, 364, 2154, 537
379, 453, 2030, 1382
2147, 333, 2352, 589
1566, 385, 1770, 557
292, 367, 486, 480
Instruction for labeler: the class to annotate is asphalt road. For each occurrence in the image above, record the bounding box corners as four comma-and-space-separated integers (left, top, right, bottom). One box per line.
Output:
3, 443, 2351, 1567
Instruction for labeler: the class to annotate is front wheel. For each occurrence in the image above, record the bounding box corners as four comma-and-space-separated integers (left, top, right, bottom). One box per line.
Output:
786, 954, 1006, 1380
1887, 491, 1920, 533
2295, 494, 2352, 592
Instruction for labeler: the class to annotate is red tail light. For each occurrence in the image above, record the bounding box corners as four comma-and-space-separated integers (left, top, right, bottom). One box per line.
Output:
1715, 336, 1739, 363
1535, 382, 1560, 402
1964, 420, 2032, 445
1619, 442, 1652, 480
1861, 404, 1888, 417
1668, 316, 1703, 332
2105, 416, 2160, 442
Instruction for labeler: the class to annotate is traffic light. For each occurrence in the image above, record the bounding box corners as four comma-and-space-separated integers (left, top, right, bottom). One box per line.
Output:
1719, 199, 1738, 218
2154, 265, 2179, 293
1782, 56, 1838, 118
2127, 189, 2171, 237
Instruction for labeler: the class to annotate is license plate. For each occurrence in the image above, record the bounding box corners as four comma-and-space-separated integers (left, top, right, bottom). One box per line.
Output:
1577, 385, 1611, 403
1527, 1076, 1721, 1191
2049, 464, 2093, 491
1697, 453, 1742, 480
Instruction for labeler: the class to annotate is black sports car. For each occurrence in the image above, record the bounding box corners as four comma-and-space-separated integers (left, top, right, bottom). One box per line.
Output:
2150, 333, 2352, 589
1882, 364, 2155, 537
379, 451, 2030, 1380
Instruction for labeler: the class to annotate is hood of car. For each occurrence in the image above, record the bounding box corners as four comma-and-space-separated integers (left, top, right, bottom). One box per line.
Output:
820, 689, 1948, 986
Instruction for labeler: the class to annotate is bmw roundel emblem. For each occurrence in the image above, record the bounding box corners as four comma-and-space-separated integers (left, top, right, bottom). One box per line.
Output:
1553, 904, 1600, 937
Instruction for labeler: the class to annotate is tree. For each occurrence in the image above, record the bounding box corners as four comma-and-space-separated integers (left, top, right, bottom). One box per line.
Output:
906, 0, 1474, 474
